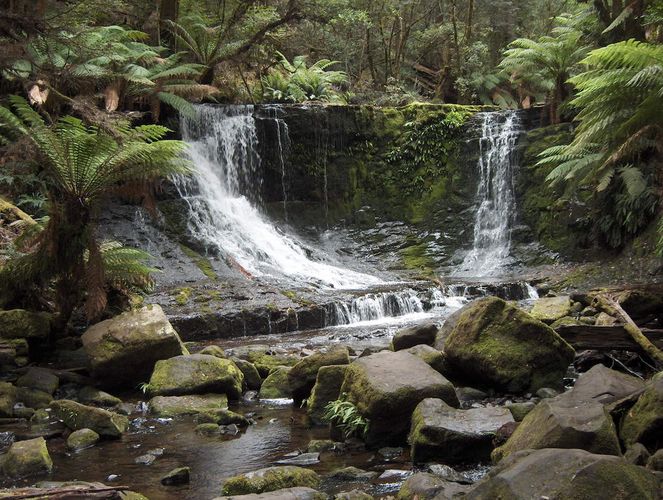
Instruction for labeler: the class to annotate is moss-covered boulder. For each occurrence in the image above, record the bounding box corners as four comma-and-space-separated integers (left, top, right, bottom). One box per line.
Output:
406, 344, 446, 373
253, 354, 299, 378
340, 350, 459, 444
221, 466, 321, 496
66, 428, 100, 450
50, 399, 129, 438
82, 305, 188, 387
391, 323, 438, 351
397, 472, 470, 500
0, 381, 17, 417
1, 437, 53, 478
232, 358, 262, 391
17, 386, 53, 409
410, 398, 514, 463
148, 394, 228, 418
216, 487, 326, 499
467, 448, 661, 500
147, 354, 244, 399
530, 296, 573, 324
307, 365, 348, 424
443, 297, 575, 393
492, 392, 621, 462
0, 309, 51, 340
17, 368, 59, 395
259, 366, 293, 399
195, 408, 249, 426
620, 377, 663, 450
288, 346, 350, 403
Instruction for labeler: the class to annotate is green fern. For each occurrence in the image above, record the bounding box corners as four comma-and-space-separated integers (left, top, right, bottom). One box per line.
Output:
323, 394, 369, 439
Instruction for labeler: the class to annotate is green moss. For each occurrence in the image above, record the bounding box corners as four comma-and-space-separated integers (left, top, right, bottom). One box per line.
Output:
620, 379, 663, 448
221, 466, 321, 496
175, 287, 193, 306
179, 244, 217, 280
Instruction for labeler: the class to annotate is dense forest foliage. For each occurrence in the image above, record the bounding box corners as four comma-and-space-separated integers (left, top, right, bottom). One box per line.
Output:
0, 0, 661, 328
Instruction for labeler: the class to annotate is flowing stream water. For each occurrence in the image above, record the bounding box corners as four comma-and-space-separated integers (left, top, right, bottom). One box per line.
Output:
457, 111, 522, 277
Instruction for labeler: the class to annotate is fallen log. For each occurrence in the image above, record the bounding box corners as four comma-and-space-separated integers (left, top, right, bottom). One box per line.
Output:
556, 325, 663, 353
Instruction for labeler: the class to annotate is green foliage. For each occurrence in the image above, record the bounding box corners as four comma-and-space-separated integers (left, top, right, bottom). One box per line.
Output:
260, 53, 348, 103
538, 39, 663, 249
323, 394, 369, 439
0, 95, 188, 323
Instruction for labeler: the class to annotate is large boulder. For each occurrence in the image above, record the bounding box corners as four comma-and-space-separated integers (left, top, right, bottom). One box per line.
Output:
443, 297, 575, 393
530, 296, 573, 324
0, 309, 51, 340
340, 350, 459, 444
466, 448, 661, 500
307, 365, 348, 424
82, 305, 187, 387
259, 366, 292, 399
391, 323, 438, 351
492, 392, 621, 462
287, 346, 350, 404
410, 398, 514, 463
149, 394, 229, 418
620, 377, 663, 450
147, 354, 244, 399
0, 437, 53, 478
221, 466, 321, 496
569, 363, 644, 405
50, 399, 129, 438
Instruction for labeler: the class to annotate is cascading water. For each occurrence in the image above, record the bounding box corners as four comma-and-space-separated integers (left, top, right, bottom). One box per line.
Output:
176, 105, 380, 288
457, 111, 522, 277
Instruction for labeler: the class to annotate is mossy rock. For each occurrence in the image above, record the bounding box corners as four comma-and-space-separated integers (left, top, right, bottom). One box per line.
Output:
0, 381, 17, 417
443, 297, 575, 394
77, 386, 122, 407
195, 408, 249, 426
467, 448, 661, 500
50, 399, 129, 438
1, 437, 53, 478
492, 393, 621, 463
253, 354, 299, 378
16, 367, 59, 395
341, 350, 459, 445
620, 377, 663, 451
81, 304, 188, 388
507, 402, 537, 422
288, 346, 350, 404
259, 366, 292, 399
550, 316, 583, 329
530, 296, 573, 324
199, 345, 227, 358
147, 354, 244, 399
0, 309, 51, 340
17, 387, 53, 409
391, 323, 438, 351
148, 394, 228, 418
405, 344, 446, 374
397, 472, 470, 500
307, 365, 348, 425
231, 358, 262, 391
221, 466, 321, 495
66, 428, 100, 450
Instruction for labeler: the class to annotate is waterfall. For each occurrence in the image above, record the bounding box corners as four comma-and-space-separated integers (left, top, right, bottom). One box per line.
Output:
176, 105, 380, 288
263, 106, 291, 221
457, 111, 522, 277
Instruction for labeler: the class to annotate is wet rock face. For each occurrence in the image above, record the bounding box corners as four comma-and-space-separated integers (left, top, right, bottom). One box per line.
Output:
147, 354, 244, 399
442, 297, 575, 394
340, 350, 459, 445
410, 398, 514, 463
82, 304, 188, 387
220, 465, 321, 496
467, 448, 661, 500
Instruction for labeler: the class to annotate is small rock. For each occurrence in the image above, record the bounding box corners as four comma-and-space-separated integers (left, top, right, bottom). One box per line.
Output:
507, 402, 536, 422
377, 447, 404, 461
196, 423, 220, 436
624, 442, 650, 466
78, 386, 122, 407
275, 452, 320, 466
221, 466, 321, 495
1, 437, 53, 478
66, 428, 100, 451
378, 469, 412, 481
535, 387, 559, 399
333, 490, 373, 500
456, 387, 489, 403
647, 449, 663, 471
16, 368, 59, 395
135, 454, 157, 466
161, 466, 190, 486
427, 464, 472, 484
328, 466, 377, 481
307, 439, 337, 453
220, 424, 240, 436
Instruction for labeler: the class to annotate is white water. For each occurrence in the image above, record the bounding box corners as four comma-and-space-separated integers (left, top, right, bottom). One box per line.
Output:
457, 112, 522, 277
177, 105, 380, 288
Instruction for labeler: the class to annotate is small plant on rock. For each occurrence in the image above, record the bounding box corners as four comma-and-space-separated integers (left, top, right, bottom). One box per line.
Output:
323, 394, 369, 439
